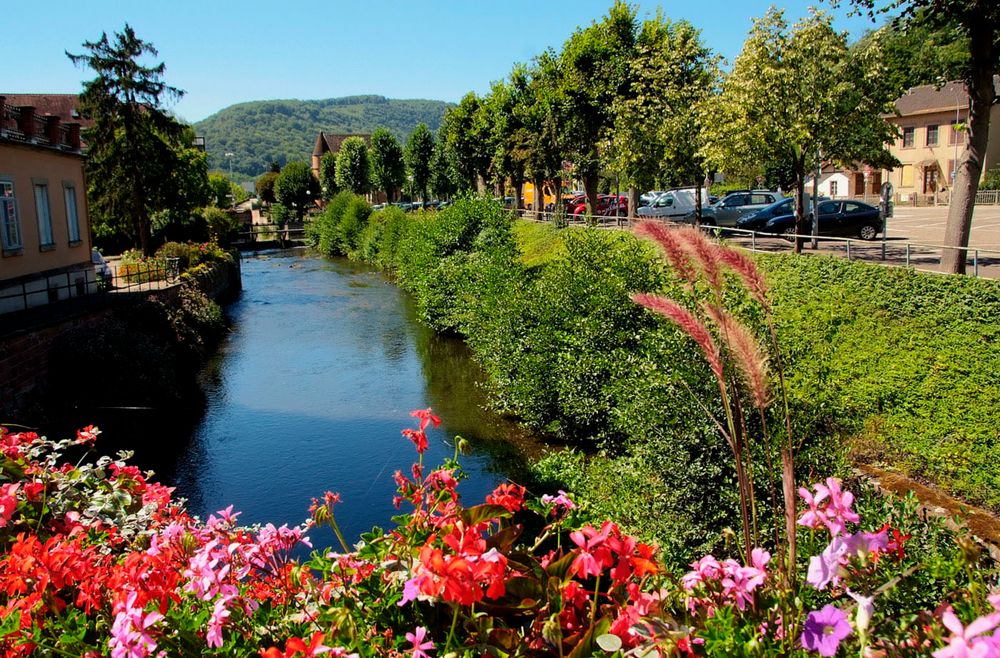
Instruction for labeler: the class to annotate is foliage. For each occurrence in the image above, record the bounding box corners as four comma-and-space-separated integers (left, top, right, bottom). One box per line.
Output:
208, 172, 248, 208
307, 191, 373, 256
430, 138, 458, 200
983, 165, 1000, 190
369, 128, 406, 202
335, 137, 371, 195
318, 151, 339, 201
699, 8, 898, 251
192, 95, 451, 178
405, 123, 435, 203
68, 25, 209, 256
439, 93, 491, 192
201, 206, 242, 245
255, 171, 279, 204
274, 161, 320, 221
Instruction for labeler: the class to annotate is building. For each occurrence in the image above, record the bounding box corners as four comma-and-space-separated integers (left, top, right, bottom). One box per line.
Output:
881, 79, 1000, 205
0, 95, 96, 314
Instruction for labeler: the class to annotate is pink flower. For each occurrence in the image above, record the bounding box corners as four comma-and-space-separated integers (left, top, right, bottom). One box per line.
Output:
540, 490, 577, 512
933, 608, 1000, 658
681, 555, 722, 591
798, 478, 860, 537
0, 483, 20, 528
206, 597, 231, 648
569, 523, 613, 579
405, 626, 435, 658
109, 591, 164, 658
410, 408, 441, 433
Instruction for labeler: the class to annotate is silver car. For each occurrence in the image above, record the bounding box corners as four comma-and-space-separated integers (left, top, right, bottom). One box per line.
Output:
686, 190, 783, 227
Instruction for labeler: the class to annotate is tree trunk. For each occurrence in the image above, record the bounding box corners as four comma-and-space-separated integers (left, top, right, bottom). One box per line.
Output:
532, 176, 544, 215
941, 24, 995, 275
628, 186, 638, 222
514, 177, 524, 211
583, 171, 599, 219
554, 176, 563, 209
793, 161, 806, 255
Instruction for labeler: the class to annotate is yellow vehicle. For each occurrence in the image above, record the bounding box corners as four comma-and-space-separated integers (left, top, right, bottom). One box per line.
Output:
522, 181, 563, 210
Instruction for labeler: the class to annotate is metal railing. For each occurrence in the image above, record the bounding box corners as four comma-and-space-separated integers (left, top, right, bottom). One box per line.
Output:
975, 190, 1000, 205
0, 261, 183, 317
515, 209, 1000, 278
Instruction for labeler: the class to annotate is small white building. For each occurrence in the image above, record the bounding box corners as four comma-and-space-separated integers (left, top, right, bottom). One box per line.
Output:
804, 171, 852, 199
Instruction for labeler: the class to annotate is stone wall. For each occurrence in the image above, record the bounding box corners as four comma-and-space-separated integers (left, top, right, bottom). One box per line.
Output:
0, 258, 240, 421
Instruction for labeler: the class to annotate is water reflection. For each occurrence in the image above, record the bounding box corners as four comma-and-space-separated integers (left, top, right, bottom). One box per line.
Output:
169, 250, 542, 544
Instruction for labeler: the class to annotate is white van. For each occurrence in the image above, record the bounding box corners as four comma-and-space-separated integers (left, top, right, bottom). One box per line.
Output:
636, 187, 709, 219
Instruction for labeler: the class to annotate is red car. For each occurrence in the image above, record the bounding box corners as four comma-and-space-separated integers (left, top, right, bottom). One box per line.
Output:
570, 194, 628, 218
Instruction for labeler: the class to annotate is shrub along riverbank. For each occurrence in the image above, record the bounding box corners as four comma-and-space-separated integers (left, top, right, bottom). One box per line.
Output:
308, 194, 1000, 564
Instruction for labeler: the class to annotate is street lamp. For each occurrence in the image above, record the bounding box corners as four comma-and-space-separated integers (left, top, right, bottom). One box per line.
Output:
225, 152, 235, 181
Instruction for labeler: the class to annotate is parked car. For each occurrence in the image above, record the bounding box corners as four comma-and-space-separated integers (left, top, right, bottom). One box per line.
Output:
735, 196, 827, 231
640, 190, 666, 206
571, 194, 627, 218
92, 248, 113, 289
636, 187, 708, 219
754, 200, 884, 240
684, 190, 783, 226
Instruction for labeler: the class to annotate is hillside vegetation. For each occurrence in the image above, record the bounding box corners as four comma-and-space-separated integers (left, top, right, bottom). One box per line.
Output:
193, 95, 451, 178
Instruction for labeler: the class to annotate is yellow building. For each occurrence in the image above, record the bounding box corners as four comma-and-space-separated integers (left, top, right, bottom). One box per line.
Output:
1, 96, 95, 314
882, 79, 1000, 204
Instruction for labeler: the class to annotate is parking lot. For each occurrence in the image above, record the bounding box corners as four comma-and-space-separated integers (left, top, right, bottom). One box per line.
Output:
722, 204, 1000, 279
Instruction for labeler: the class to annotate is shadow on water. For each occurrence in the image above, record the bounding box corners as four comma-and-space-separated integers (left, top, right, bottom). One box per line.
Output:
163, 250, 548, 545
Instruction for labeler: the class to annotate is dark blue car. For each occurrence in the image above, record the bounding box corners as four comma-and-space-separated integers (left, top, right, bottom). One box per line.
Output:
740, 200, 883, 241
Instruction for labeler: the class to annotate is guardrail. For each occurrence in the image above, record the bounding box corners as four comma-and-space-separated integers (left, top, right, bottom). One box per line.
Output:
514, 209, 1000, 278
0, 261, 182, 316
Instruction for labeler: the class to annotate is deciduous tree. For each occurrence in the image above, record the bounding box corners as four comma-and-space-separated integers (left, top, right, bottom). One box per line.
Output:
256, 171, 279, 205
335, 137, 370, 195
274, 161, 319, 221
700, 9, 896, 252
319, 151, 339, 201
406, 123, 435, 205
370, 128, 406, 203
839, 0, 999, 274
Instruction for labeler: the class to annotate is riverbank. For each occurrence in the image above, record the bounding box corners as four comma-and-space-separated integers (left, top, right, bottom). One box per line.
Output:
308, 193, 1000, 565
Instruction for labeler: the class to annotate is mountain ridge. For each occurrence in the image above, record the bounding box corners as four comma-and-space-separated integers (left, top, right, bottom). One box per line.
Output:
193, 95, 451, 179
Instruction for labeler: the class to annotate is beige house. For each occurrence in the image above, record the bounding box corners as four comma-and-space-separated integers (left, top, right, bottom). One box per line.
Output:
0, 96, 95, 314
310, 131, 387, 204
881, 79, 1000, 204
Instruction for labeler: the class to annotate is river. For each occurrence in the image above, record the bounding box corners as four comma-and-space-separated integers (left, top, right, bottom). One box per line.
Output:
167, 249, 541, 547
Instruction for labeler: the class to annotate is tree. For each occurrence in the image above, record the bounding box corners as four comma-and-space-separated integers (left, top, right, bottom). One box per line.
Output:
608, 14, 716, 219
841, 0, 999, 274
335, 137, 370, 195
68, 25, 202, 256
274, 161, 319, 221
440, 93, 491, 192
369, 128, 406, 203
516, 51, 568, 213
430, 138, 458, 200
700, 9, 896, 252
559, 2, 638, 214
208, 172, 247, 208
406, 123, 435, 204
256, 171, 279, 205
319, 152, 339, 201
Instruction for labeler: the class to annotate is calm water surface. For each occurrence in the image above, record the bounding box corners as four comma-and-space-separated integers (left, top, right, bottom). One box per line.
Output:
168, 250, 540, 546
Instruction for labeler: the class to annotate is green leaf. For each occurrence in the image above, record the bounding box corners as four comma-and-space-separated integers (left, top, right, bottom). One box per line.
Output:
596, 633, 623, 653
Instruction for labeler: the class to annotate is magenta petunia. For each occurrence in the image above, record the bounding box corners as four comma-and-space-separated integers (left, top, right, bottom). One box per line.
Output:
801, 605, 852, 656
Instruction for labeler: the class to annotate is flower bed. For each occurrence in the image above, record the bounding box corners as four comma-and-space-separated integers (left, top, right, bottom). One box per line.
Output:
1, 416, 997, 657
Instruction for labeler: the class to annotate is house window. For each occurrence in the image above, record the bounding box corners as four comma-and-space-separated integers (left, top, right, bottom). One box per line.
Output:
0, 180, 21, 253
950, 124, 967, 145
902, 127, 915, 148
829, 180, 838, 197
63, 183, 81, 244
34, 182, 54, 249
926, 125, 938, 146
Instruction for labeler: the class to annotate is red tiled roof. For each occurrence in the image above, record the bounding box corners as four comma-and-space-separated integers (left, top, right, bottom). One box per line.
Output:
312, 131, 371, 157
1, 93, 94, 129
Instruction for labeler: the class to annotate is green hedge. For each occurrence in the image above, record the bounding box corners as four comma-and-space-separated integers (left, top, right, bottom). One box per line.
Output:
309, 197, 1000, 563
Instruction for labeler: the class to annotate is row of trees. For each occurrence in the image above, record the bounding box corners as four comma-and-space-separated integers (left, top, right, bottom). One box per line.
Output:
431, 0, 998, 271
310, 124, 453, 205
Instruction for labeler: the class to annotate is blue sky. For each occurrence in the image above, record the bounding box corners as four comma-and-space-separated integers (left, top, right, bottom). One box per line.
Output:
2, 1, 885, 123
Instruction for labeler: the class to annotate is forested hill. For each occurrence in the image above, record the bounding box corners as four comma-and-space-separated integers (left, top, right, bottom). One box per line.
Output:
193, 95, 451, 179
